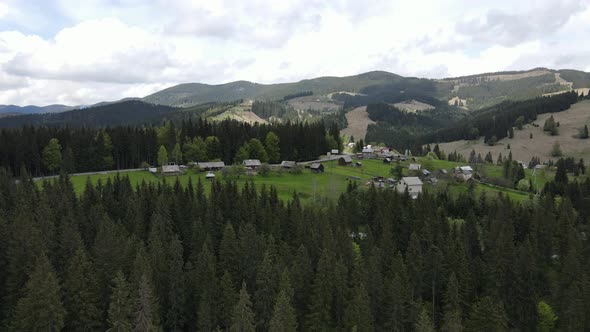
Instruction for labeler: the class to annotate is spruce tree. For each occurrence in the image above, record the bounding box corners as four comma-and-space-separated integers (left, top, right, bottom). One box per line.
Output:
344, 282, 374, 332
63, 247, 102, 331
107, 271, 134, 332
218, 270, 238, 330
306, 249, 335, 330
230, 281, 256, 332
441, 273, 463, 332
465, 296, 508, 332
12, 253, 66, 332
269, 271, 297, 332
254, 251, 279, 329
414, 306, 434, 332
134, 274, 160, 332
165, 235, 185, 331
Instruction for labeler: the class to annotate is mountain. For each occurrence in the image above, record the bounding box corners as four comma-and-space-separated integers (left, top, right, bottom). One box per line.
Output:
1, 68, 589, 130
143, 68, 590, 111
142, 71, 420, 107
0, 104, 73, 115
0, 100, 179, 128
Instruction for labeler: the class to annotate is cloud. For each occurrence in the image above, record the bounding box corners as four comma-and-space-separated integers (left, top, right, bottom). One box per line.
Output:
0, 0, 590, 106
456, 0, 584, 46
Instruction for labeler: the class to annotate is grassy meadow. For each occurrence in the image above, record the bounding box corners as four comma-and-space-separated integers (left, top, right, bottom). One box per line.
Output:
45, 156, 574, 204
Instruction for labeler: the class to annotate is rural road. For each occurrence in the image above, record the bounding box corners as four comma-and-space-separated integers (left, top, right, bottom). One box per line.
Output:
32, 168, 145, 182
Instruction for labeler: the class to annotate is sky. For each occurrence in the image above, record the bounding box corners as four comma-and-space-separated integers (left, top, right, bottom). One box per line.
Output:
0, 0, 589, 106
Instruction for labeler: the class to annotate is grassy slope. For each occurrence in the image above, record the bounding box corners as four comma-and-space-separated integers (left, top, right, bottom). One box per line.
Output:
439, 100, 590, 164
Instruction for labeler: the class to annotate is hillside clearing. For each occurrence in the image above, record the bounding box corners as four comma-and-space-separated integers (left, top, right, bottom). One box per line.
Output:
286, 95, 342, 111
341, 106, 375, 140
438, 100, 590, 162
393, 99, 435, 112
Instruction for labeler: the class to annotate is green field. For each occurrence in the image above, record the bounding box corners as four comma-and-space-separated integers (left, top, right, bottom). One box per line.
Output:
47, 157, 568, 204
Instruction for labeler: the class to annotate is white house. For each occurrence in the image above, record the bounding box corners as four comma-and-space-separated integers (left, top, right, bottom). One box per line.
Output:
397, 177, 423, 199
408, 163, 422, 171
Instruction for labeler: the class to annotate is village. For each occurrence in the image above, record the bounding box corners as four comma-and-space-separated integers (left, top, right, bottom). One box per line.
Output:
146, 145, 493, 200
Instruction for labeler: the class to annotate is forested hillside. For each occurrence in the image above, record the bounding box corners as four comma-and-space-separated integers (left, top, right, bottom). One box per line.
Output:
0, 101, 181, 128
1, 166, 589, 331
0, 118, 338, 176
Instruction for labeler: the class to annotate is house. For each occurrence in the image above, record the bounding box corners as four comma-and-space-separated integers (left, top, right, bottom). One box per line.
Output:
455, 166, 474, 181
205, 172, 215, 180
161, 164, 181, 175
440, 169, 448, 175
429, 177, 439, 185
422, 169, 431, 177
362, 148, 375, 159
338, 155, 353, 166
397, 177, 423, 199
409, 163, 422, 171
331, 149, 339, 154
243, 159, 262, 169
281, 161, 296, 168
457, 166, 473, 173
310, 163, 324, 173
535, 164, 547, 170
197, 161, 225, 171
356, 153, 364, 159
517, 161, 528, 169
148, 167, 158, 173
383, 157, 392, 164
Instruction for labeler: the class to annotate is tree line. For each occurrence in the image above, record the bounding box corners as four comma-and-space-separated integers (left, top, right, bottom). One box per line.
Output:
1, 167, 590, 330
0, 118, 340, 176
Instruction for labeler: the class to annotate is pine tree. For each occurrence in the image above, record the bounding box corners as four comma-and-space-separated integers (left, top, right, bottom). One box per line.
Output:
171, 143, 183, 165
441, 273, 463, 332
63, 247, 102, 331
108, 271, 134, 332
231, 281, 256, 332
344, 282, 374, 332
269, 271, 297, 332
218, 270, 238, 330
254, 251, 279, 329
12, 253, 66, 332
165, 235, 185, 331
555, 158, 569, 185
42, 138, 62, 174
157, 145, 168, 166
414, 306, 434, 332
465, 296, 508, 332
537, 301, 557, 332
306, 249, 336, 330
134, 274, 160, 332
265, 132, 281, 164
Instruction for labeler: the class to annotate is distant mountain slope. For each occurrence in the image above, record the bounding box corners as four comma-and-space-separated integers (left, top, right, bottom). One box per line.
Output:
0, 104, 73, 115
0, 100, 178, 128
143, 71, 415, 107
143, 68, 590, 111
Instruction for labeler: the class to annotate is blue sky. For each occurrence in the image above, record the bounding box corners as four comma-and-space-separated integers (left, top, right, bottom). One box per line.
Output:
0, 0, 589, 106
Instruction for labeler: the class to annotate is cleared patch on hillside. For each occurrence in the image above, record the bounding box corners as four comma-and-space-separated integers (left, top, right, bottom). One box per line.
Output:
393, 100, 435, 112
287, 95, 342, 111
341, 106, 375, 140
438, 100, 590, 162
327, 91, 367, 99
543, 88, 590, 97
211, 109, 268, 124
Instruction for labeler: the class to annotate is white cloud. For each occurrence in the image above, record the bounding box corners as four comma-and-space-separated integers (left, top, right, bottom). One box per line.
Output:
0, 0, 589, 106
